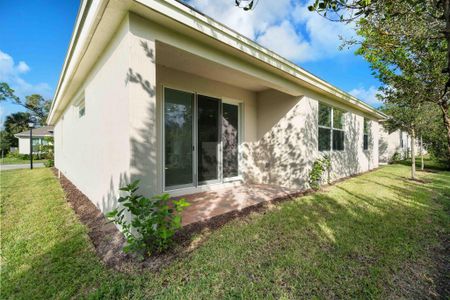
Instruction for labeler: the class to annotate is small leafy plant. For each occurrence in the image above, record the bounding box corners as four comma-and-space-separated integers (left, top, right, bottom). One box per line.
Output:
391, 152, 401, 163
309, 155, 331, 190
106, 180, 190, 257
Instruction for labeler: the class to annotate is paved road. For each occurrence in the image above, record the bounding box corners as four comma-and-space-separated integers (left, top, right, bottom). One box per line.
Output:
0, 163, 45, 171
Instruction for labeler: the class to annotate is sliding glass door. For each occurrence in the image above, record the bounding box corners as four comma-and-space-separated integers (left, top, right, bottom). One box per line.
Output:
164, 88, 240, 190
197, 95, 221, 184
222, 103, 239, 179
164, 88, 194, 189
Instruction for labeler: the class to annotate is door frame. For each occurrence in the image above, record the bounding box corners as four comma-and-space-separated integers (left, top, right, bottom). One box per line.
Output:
162, 85, 243, 193
221, 98, 243, 182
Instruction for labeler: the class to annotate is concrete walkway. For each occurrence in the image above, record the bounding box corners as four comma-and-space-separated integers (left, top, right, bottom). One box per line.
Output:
0, 163, 45, 171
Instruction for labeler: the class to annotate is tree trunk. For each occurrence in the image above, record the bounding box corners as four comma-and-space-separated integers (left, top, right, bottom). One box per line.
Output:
438, 101, 450, 168
411, 128, 416, 179
420, 135, 424, 170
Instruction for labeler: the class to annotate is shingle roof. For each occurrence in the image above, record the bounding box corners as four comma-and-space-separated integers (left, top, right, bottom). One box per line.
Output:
15, 125, 54, 138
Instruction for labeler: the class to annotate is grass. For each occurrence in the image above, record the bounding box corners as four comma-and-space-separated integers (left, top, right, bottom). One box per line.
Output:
1, 164, 449, 299
0, 157, 47, 165
395, 156, 450, 171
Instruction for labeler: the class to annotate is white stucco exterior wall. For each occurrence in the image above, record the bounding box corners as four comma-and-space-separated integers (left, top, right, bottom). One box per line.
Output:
53, 11, 383, 216
18, 138, 30, 155
244, 88, 380, 190
54, 16, 133, 212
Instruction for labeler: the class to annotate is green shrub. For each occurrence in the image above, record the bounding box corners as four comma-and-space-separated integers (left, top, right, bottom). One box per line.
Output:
6, 151, 20, 159
44, 159, 54, 167
391, 152, 401, 163
107, 180, 190, 257
308, 155, 331, 190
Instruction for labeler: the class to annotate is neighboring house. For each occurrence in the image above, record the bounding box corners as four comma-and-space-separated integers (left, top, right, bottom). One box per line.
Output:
47, 0, 386, 214
14, 126, 54, 155
379, 128, 408, 163
379, 127, 424, 164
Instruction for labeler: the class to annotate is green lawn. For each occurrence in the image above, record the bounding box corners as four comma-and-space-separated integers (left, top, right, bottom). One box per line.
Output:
1, 165, 449, 299
0, 157, 47, 165
395, 156, 450, 171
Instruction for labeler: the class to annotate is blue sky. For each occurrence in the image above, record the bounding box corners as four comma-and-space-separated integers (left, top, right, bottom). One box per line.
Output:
0, 0, 381, 124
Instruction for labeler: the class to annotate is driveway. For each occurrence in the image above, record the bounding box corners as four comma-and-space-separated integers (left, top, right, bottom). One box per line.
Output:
0, 163, 45, 171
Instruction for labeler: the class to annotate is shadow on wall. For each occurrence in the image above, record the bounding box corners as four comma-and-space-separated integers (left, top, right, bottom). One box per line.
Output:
242, 95, 317, 190
379, 136, 389, 163
100, 40, 157, 215
243, 95, 366, 190
334, 113, 361, 179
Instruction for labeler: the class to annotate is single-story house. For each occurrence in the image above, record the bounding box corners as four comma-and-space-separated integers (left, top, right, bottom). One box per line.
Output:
47, 0, 387, 216
379, 127, 424, 164
14, 125, 54, 155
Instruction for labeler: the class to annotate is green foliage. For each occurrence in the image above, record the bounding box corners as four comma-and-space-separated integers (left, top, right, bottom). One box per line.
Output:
391, 152, 401, 163
41, 136, 54, 160
107, 180, 190, 257
44, 159, 54, 168
308, 155, 331, 190
0, 82, 51, 121
308, 0, 450, 168
2, 112, 32, 148
3, 165, 450, 299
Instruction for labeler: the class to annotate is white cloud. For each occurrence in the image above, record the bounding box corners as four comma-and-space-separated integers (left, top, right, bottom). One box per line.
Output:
186, 0, 356, 63
0, 50, 51, 99
349, 86, 383, 107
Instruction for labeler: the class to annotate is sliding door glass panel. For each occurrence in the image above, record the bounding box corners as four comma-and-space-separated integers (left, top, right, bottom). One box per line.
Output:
164, 88, 194, 188
197, 95, 220, 183
222, 103, 239, 178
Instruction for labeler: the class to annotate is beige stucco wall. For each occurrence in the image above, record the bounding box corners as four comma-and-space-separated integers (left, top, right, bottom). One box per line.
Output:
53, 11, 382, 216
54, 16, 133, 213
379, 128, 421, 163
379, 129, 402, 163
242, 88, 380, 190
18, 138, 30, 155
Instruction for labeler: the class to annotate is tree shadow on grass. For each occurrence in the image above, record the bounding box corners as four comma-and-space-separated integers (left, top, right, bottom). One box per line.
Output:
6, 167, 449, 298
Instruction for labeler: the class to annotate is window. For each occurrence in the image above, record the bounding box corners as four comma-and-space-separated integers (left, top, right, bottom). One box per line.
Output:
332, 109, 345, 151
78, 98, 85, 118
318, 103, 345, 151
400, 131, 403, 148
363, 118, 369, 150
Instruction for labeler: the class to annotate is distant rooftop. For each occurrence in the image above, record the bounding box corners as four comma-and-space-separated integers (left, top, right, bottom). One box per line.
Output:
15, 125, 54, 138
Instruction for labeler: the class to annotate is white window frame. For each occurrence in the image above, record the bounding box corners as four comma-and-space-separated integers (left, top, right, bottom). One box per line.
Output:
318, 103, 345, 152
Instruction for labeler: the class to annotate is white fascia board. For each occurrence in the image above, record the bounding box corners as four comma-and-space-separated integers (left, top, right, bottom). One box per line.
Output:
47, 0, 109, 125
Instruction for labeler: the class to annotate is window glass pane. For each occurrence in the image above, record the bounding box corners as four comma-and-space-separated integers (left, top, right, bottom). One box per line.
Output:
164, 88, 194, 188
333, 109, 344, 129
332, 130, 344, 151
318, 103, 331, 127
222, 103, 239, 178
197, 95, 220, 183
319, 127, 331, 151
363, 119, 369, 134
363, 134, 369, 150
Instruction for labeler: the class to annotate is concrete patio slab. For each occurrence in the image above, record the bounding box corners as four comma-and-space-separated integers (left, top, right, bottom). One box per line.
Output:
180, 183, 303, 226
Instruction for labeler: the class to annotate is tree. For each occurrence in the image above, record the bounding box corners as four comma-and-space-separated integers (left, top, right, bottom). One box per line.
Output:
0, 82, 51, 122
3, 112, 32, 148
304, 0, 450, 167
234, 1, 450, 165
